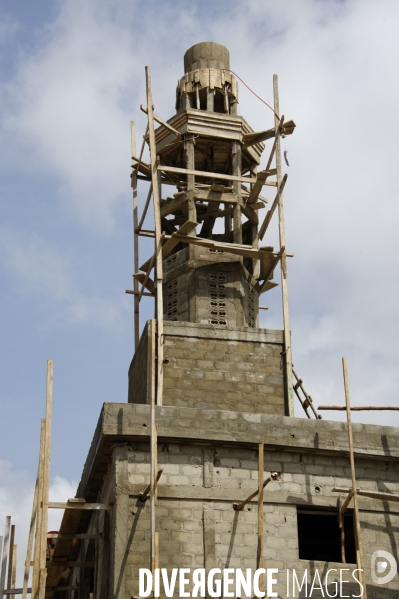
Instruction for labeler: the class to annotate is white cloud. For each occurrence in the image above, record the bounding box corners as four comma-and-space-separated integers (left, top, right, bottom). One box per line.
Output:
0, 0, 398, 418
0, 459, 77, 588
0, 226, 126, 330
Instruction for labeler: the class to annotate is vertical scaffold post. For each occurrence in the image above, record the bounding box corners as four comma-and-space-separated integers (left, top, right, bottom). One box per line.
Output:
145, 66, 164, 408
22, 419, 45, 599
131, 121, 140, 350
257, 443, 264, 598
0, 517, 11, 599
342, 357, 367, 599
7, 525, 15, 591
273, 75, 294, 417
148, 319, 157, 590
38, 359, 53, 599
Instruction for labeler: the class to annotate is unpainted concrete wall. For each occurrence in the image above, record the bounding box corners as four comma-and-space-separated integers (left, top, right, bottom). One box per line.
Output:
128, 322, 285, 414
81, 441, 399, 599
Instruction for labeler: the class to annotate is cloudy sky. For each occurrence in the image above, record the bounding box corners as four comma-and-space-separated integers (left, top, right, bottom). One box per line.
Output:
1, 0, 399, 583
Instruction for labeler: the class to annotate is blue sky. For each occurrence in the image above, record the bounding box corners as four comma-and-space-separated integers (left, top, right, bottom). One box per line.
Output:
1, 0, 399, 581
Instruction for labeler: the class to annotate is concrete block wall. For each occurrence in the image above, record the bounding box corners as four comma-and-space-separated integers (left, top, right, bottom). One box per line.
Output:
83, 440, 399, 599
128, 322, 286, 414
162, 247, 260, 328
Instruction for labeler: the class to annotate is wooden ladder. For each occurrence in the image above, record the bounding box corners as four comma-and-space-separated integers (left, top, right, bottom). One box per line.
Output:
292, 366, 322, 419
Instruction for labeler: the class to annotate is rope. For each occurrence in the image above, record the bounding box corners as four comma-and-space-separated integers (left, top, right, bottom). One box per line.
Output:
220, 68, 281, 120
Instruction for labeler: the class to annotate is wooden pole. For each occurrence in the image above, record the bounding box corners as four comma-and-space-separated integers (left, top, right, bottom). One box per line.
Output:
257, 443, 264, 598
145, 66, 164, 408
273, 75, 294, 417
338, 496, 346, 564
10, 548, 16, 591
22, 419, 45, 599
38, 359, 54, 599
148, 319, 157, 584
131, 121, 140, 351
342, 358, 367, 599
7, 527, 15, 590
0, 517, 11, 599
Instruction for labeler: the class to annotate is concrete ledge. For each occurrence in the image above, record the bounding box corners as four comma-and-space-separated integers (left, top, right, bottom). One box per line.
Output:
77, 403, 399, 503
163, 321, 284, 344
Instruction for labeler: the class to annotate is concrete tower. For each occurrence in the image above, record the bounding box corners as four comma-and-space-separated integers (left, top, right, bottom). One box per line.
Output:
44, 44, 399, 599
128, 42, 295, 416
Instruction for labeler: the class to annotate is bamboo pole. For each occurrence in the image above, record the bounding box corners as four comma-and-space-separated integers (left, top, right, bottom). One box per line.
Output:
7, 527, 15, 590
131, 121, 140, 350
257, 443, 264, 598
38, 359, 54, 599
273, 75, 294, 417
22, 419, 45, 599
0, 517, 11, 599
342, 358, 367, 599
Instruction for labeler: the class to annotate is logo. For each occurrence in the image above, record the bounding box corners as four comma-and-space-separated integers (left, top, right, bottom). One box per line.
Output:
371, 550, 397, 585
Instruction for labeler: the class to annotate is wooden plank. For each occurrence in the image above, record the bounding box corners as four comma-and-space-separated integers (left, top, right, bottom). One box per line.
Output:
274, 75, 294, 417
164, 234, 260, 259
190, 189, 239, 204
259, 249, 276, 280
258, 280, 279, 295
48, 503, 109, 511
31, 419, 46, 599
342, 358, 367, 599
131, 122, 140, 350
139, 220, 198, 272
258, 246, 285, 293
10, 547, 16, 590
248, 171, 270, 204
158, 164, 257, 184
338, 496, 346, 563
0, 517, 11, 599
38, 360, 54, 599
146, 67, 164, 419
160, 194, 187, 218
47, 534, 103, 540
133, 273, 155, 295
136, 183, 153, 232
239, 198, 258, 226
7, 526, 14, 590
148, 319, 157, 580
258, 174, 288, 240
242, 119, 296, 148
318, 405, 399, 411
131, 155, 151, 178
140, 105, 181, 138
257, 443, 264, 598
333, 487, 399, 503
